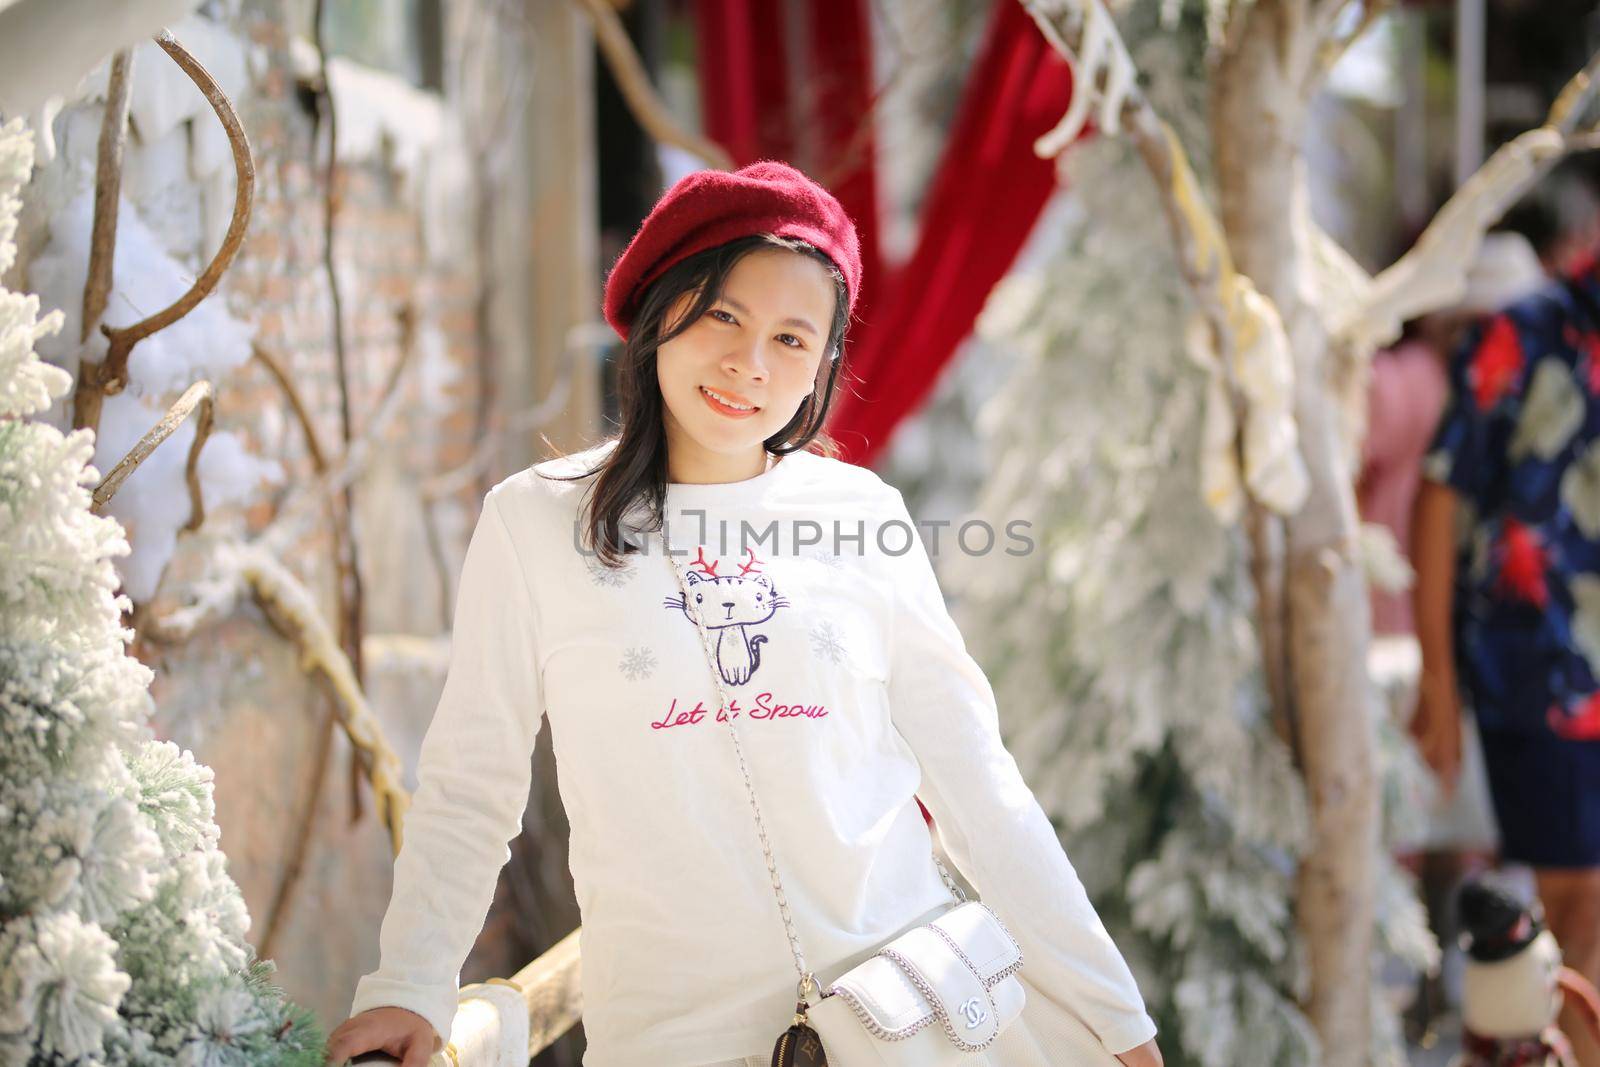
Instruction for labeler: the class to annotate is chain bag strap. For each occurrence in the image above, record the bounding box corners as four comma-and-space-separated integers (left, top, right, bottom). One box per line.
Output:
656, 531, 1017, 1062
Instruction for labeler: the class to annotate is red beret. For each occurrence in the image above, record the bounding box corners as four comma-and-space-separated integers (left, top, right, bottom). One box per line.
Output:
602, 159, 861, 342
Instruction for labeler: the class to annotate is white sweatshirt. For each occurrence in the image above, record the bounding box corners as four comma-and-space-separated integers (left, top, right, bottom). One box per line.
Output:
349, 441, 1157, 1066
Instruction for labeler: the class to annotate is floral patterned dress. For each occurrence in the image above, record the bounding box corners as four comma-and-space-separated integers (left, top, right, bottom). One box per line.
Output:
1424, 252, 1600, 867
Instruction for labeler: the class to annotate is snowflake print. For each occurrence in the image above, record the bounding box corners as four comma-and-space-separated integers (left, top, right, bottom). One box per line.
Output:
585, 552, 637, 588
810, 621, 845, 665
619, 645, 657, 681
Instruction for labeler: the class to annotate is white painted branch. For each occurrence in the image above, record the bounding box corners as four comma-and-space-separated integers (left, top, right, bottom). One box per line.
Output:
345, 931, 583, 1064
1342, 127, 1563, 352
1022, 0, 1310, 522
1025, 0, 1143, 150
1342, 50, 1600, 353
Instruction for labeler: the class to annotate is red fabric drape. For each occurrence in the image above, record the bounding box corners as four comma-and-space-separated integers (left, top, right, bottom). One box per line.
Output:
694, 0, 794, 167
801, 0, 886, 336
694, 0, 884, 331
693, 0, 1076, 468
826, 1, 1074, 466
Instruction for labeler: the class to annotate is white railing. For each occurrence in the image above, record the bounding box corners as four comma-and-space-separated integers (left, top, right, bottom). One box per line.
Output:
351, 928, 582, 1065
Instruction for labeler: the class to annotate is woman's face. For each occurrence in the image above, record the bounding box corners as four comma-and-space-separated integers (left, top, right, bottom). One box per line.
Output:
656, 248, 837, 473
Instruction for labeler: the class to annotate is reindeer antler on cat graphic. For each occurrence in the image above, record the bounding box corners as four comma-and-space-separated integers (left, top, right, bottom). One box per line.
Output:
663, 546, 789, 686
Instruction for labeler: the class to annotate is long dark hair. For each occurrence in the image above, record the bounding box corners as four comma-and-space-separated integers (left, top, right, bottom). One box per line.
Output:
540, 233, 853, 568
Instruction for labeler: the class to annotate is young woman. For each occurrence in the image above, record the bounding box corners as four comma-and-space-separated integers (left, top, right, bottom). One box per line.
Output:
326, 161, 1162, 1067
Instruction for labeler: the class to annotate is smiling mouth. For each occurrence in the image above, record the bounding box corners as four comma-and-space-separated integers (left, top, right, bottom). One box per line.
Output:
700, 386, 761, 415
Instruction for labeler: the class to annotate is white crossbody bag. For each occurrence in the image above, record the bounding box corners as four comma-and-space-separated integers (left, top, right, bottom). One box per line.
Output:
663, 534, 1029, 1066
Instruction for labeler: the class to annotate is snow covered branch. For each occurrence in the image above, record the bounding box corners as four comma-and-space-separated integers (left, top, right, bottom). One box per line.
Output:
234, 544, 411, 855
141, 310, 417, 642
144, 304, 427, 638
72, 30, 256, 436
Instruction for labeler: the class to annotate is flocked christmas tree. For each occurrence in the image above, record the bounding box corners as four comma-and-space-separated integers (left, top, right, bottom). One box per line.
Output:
936, 9, 1438, 1066
0, 116, 323, 1066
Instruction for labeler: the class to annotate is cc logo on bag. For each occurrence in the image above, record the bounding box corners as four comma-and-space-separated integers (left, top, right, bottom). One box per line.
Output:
959, 996, 988, 1028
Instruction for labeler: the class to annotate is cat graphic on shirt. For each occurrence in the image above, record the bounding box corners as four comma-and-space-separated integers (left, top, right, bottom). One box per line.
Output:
664, 546, 789, 686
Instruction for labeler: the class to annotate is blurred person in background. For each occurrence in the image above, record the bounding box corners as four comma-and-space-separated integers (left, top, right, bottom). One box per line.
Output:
1412, 224, 1600, 1067
1364, 232, 1547, 1034
1501, 157, 1600, 278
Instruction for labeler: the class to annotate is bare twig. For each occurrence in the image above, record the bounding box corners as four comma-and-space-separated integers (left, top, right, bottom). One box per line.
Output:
91, 380, 214, 514
181, 380, 215, 531
250, 323, 352, 938
1125, 113, 1237, 362
416, 321, 592, 505
419, 341, 579, 502
82, 49, 133, 345
415, 323, 582, 624
73, 31, 256, 435
247, 456, 410, 953
573, 0, 734, 171
308, 3, 375, 846
311, 0, 367, 702
257, 306, 420, 558
254, 302, 412, 927
252, 342, 329, 473
247, 332, 350, 955
307, 12, 353, 468
136, 313, 399, 636
136, 565, 243, 645
258, 688, 343, 961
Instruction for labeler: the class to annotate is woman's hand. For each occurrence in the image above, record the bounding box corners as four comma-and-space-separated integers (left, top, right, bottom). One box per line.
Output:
324, 1006, 440, 1067
1116, 1037, 1164, 1067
